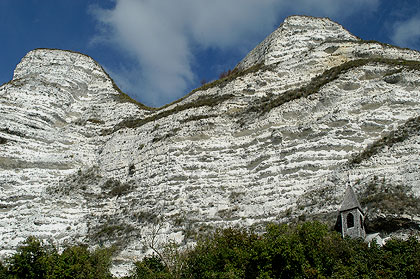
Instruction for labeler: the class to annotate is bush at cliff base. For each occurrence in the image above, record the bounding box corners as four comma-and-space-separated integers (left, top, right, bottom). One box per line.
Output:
1, 222, 419, 278
0, 237, 113, 279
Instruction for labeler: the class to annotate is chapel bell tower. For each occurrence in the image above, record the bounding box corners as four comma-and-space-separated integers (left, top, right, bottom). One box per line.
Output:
339, 185, 365, 239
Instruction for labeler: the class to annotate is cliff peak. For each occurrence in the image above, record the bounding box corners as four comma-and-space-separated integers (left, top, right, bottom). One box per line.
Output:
237, 15, 359, 69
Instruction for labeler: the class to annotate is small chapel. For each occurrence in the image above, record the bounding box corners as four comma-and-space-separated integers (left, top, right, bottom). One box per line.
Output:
335, 185, 366, 239
335, 184, 386, 246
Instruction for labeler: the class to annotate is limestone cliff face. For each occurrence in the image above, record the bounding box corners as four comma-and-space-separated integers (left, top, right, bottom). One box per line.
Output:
1, 16, 420, 274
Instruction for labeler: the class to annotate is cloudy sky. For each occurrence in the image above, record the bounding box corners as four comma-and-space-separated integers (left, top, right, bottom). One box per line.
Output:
1, 0, 420, 107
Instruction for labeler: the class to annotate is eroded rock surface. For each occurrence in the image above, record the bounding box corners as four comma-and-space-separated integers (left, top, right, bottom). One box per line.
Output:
1, 16, 420, 275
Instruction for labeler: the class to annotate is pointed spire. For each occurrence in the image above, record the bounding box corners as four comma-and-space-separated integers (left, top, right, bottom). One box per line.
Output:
340, 185, 362, 212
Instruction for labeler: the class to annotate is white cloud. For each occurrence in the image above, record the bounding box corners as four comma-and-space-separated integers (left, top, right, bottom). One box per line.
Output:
391, 13, 420, 49
91, 0, 194, 106
90, 0, 378, 106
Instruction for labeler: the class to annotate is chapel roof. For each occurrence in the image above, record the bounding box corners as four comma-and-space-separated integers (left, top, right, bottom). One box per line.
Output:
340, 185, 362, 212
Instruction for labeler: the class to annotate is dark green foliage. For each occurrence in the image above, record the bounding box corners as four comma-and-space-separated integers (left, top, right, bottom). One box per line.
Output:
0, 261, 7, 278
185, 227, 260, 278
47, 245, 113, 279
2, 223, 420, 278
129, 255, 171, 279
381, 237, 420, 278
2, 237, 113, 279
0, 137, 7, 144
126, 222, 419, 279
6, 237, 49, 279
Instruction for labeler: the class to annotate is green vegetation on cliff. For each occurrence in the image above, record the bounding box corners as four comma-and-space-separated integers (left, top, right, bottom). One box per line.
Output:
246, 58, 420, 117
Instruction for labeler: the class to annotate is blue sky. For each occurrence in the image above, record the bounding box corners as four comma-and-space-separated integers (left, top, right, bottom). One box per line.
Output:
1, 0, 420, 107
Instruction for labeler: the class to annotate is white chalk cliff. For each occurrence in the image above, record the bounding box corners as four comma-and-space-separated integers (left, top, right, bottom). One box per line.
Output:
1, 16, 420, 274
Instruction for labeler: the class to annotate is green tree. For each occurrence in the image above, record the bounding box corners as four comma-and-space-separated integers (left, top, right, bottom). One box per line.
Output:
47, 245, 113, 279
0, 260, 9, 279
2, 223, 420, 279
184, 227, 259, 278
130, 255, 171, 279
3, 237, 114, 279
380, 236, 420, 278
6, 237, 50, 279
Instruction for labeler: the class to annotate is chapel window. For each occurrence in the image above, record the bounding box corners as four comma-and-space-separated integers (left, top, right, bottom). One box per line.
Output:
347, 213, 354, 228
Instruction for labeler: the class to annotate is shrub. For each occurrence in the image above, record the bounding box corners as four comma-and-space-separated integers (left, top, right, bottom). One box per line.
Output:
2, 237, 113, 279
2, 223, 419, 278
130, 255, 171, 279
49, 245, 113, 279
218, 68, 237, 79
184, 227, 259, 278
182, 222, 420, 279
6, 237, 50, 279
87, 118, 105, 125
0, 261, 7, 278
379, 236, 420, 278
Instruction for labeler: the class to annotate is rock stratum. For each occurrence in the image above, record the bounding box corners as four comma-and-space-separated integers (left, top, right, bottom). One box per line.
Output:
1, 16, 420, 274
